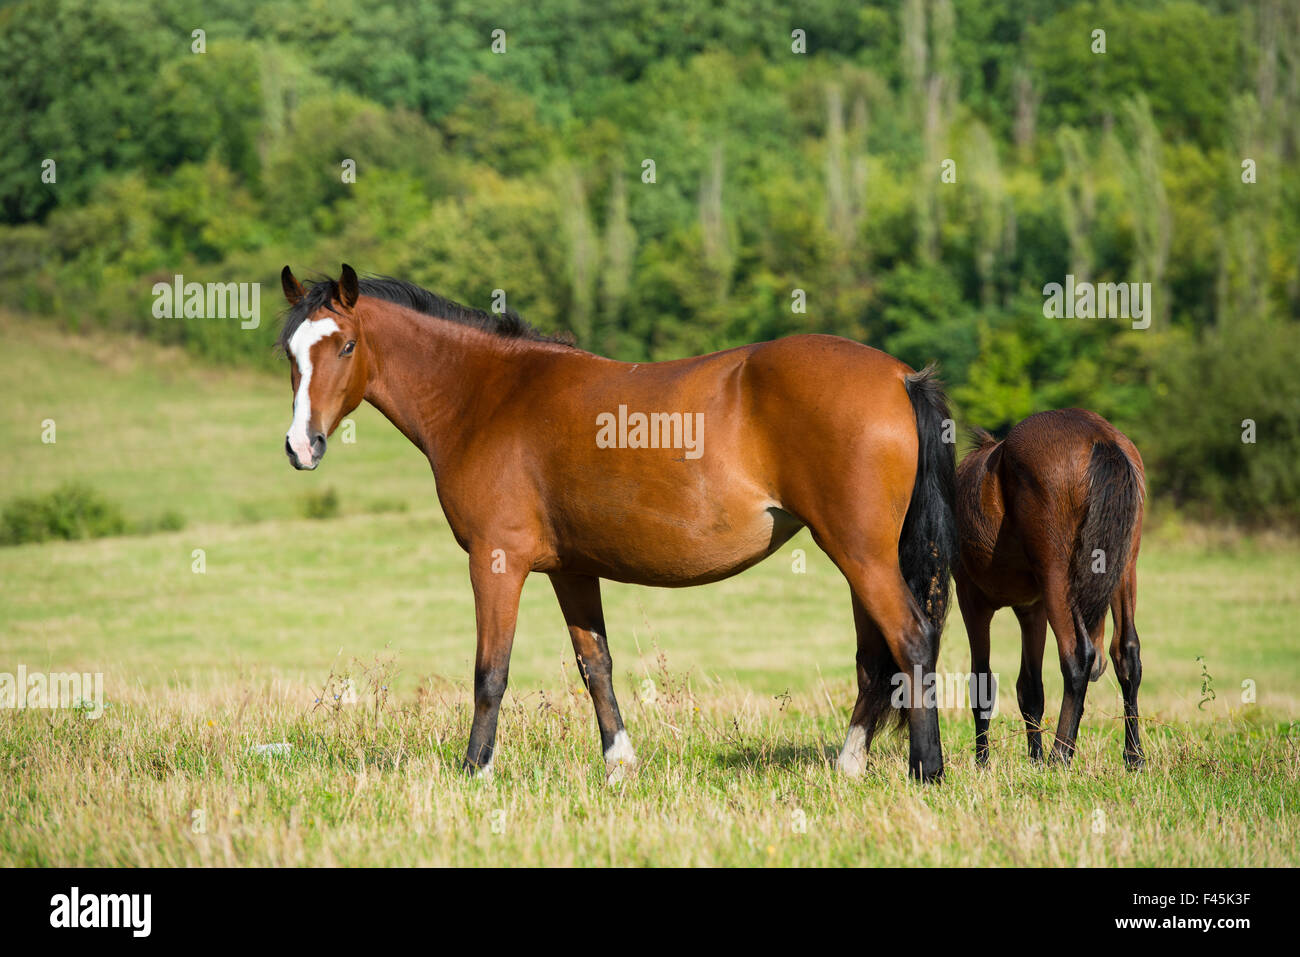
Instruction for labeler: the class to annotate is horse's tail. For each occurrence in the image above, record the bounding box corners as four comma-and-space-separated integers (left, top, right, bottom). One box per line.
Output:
854, 366, 957, 741
899, 365, 959, 636
852, 365, 958, 744
1069, 440, 1143, 675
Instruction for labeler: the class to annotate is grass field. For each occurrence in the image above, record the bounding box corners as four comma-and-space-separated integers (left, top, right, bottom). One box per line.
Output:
2, 312, 1298, 866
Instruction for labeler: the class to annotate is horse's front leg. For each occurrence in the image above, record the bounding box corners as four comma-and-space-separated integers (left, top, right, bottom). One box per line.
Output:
462, 550, 527, 778
549, 572, 636, 781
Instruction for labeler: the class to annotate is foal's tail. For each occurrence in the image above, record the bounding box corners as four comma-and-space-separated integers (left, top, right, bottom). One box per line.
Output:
1069, 440, 1144, 660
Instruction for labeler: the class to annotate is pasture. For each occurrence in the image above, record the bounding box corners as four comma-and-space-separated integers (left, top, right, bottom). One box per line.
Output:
2, 313, 1297, 866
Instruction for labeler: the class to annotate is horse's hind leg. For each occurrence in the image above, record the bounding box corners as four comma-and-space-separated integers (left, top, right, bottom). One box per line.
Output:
550, 572, 635, 780
1012, 602, 1048, 762
827, 546, 944, 782
1109, 564, 1144, 769
1042, 569, 1096, 764
955, 575, 996, 764
836, 592, 891, 777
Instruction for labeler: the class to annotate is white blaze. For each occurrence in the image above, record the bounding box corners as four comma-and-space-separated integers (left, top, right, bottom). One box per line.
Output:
286, 317, 340, 464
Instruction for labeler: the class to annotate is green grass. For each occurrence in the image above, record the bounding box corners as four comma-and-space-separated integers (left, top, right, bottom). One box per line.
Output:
1, 313, 1298, 866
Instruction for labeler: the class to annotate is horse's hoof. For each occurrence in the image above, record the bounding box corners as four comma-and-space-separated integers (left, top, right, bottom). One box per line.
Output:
604, 731, 637, 784
605, 761, 634, 785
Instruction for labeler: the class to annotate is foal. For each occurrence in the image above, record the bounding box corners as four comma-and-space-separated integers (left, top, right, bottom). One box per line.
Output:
954, 409, 1145, 767
277, 265, 958, 782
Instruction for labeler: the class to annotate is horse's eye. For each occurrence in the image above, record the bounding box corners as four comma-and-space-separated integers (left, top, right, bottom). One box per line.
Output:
339, 340, 355, 357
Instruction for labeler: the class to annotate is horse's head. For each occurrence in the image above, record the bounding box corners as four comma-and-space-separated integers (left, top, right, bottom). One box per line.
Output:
280, 264, 370, 470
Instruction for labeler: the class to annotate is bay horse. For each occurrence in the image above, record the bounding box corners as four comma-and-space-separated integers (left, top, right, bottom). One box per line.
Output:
954, 409, 1145, 768
277, 264, 957, 781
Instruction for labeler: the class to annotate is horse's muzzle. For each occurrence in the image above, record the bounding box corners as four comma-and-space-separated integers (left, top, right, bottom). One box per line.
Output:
285, 431, 327, 470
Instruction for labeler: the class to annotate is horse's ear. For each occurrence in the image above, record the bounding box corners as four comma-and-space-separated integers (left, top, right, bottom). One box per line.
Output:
339, 263, 359, 310
281, 266, 305, 306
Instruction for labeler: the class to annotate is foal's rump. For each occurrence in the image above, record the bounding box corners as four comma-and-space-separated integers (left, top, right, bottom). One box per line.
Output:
1000, 410, 1145, 659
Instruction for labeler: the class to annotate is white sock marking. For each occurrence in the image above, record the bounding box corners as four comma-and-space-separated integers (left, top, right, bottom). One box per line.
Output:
604, 730, 637, 780
837, 725, 868, 777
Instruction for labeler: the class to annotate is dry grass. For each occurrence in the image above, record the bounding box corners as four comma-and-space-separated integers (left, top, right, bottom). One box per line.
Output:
2, 651, 1297, 867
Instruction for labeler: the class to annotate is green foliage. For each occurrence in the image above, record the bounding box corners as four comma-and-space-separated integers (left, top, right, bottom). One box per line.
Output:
1027, 1, 1243, 148
1, 0, 1298, 520
146, 41, 266, 185
0, 484, 128, 545
1143, 318, 1300, 523
0, 0, 173, 221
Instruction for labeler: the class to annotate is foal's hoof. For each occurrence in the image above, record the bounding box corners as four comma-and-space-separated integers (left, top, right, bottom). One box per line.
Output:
463, 757, 495, 781
1124, 751, 1146, 771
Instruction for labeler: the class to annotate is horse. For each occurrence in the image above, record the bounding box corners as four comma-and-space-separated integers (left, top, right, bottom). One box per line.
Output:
953, 409, 1146, 768
277, 264, 958, 782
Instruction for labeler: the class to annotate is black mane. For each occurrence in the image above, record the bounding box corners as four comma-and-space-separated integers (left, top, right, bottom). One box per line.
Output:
276, 275, 571, 353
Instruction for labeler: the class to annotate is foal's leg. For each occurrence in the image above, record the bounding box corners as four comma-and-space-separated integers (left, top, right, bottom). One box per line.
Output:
1042, 570, 1096, 764
463, 552, 527, 777
1109, 565, 1144, 769
836, 592, 890, 777
955, 576, 996, 765
549, 572, 636, 780
1011, 602, 1048, 762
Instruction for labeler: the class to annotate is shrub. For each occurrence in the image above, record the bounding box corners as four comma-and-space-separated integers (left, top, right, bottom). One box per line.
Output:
0, 484, 128, 546
136, 509, 187, 534
300, 487, 340, 520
